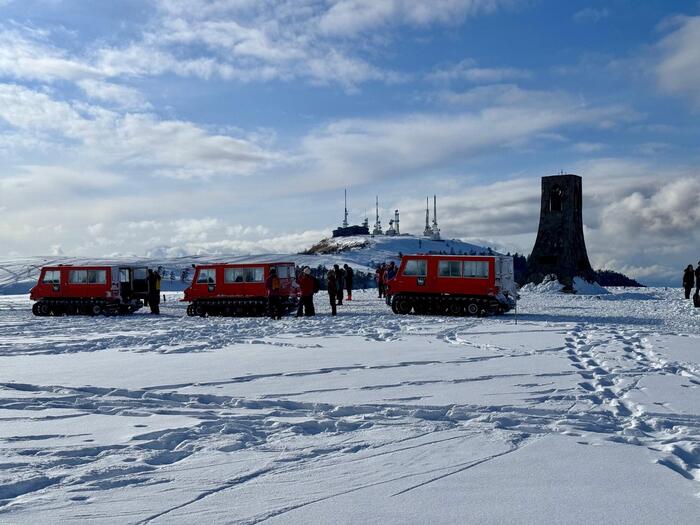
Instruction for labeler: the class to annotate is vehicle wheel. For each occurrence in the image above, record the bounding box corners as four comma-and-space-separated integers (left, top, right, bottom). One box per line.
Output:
32, 303, 40, 316
390, 299, 399, 314
448, 302, 464, 316
413, 302, 428, 315
396, 298, 412, 315
39, 303, 50, 316
466, 302, 479, 316
91, 304, 102, 316
195, 304, 207, 317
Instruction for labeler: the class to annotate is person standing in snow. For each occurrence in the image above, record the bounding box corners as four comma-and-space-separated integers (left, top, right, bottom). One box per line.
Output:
683, 265, 695, 299
386, 261, 397, 281
376, 264, 386, 298
695, 261, 700, 296
147, 269, 161, 315
327, 268, 337, 316
343, 264, 354, 301
266, 268, 282, 319
296, 267, 316, 317
333, 264, 345, 306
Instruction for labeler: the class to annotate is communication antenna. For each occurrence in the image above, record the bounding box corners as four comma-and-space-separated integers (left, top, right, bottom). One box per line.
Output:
431, 195, 441, 240
423, 197, 432, 237
372, 196, 383, 235
433, 195, 437, 227
342, 189, 349, 227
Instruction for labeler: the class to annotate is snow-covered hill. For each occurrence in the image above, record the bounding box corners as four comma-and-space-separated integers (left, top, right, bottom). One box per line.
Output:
0, 235, 492, 295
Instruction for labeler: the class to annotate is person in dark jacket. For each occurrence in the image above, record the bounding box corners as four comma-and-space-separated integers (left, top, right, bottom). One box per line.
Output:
147, 269, 161, 315
327, 268, 337, 316
296, 267, 316, 317
683, 265, 695, 299
386, 261, 397, 280
343, 264, 354, 301
696, 261, 700, 296
333, 264, 345, 306
266, 268, 282, 319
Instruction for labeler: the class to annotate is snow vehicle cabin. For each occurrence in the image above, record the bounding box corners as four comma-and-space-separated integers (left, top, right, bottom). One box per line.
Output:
184, 262, 298, 317
387, 254, 517, 316
30, 265, 149, 316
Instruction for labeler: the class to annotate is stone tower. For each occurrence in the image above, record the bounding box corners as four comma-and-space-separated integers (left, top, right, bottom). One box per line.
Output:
527, 174, 595, 288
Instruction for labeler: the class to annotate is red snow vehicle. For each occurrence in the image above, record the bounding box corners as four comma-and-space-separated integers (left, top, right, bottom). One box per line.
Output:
183, 262, 298, 316
386, 255, 517, 316
30, 265, 149, 316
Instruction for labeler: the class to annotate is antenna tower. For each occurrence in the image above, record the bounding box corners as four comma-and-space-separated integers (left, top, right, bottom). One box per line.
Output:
342, 189, 349, 228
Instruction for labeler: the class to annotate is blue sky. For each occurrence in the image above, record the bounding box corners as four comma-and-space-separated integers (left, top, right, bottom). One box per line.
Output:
1, 0, 699, 285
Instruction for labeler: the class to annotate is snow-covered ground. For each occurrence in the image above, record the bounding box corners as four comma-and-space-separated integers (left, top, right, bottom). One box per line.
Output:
1, 288, 699, 524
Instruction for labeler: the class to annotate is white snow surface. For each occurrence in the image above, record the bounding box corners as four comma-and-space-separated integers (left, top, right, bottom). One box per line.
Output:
522, 275, 611, 295
1, 288, 700, 523
573, 276, 611, 295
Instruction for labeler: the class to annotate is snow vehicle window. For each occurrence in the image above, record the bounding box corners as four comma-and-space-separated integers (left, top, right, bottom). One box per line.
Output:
87, 270, 106, 284
69, 270, 88, 284
403, 260, 427, 276
224, 268, 262, 283
277, 266, 289, 279
197, 269, 216, 284
225, 269, 245, 283
438, 261, 462, 277
133, 268, 147, 280
42, 270, 60, 284
119, 269, 130, 283
463, 261, 489, 278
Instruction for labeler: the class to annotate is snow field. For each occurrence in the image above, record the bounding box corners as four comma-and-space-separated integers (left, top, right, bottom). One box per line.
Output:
0, 288, 699, 523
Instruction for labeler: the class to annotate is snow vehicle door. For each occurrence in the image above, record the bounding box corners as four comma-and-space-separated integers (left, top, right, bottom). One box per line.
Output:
132, 267, 149, 299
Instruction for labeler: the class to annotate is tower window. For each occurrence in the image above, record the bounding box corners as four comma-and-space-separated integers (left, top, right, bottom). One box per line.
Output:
549, 185, 563, 212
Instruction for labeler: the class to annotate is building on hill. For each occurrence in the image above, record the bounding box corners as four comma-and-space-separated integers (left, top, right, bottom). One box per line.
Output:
333, 189, 370, 238
333, 225, 370, 237
422, 196, 442, 240
385, 210, 400, 236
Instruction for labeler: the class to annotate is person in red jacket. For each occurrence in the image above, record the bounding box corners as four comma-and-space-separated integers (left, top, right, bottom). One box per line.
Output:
376, 264, 386, 299
265, 268, 282, 319
296, 267, 316, 317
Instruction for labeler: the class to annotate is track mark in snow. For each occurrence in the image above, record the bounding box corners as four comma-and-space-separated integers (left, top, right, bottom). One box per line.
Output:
392, 436, 532, 496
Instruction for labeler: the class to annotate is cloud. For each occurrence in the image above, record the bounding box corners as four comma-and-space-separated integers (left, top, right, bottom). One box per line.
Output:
655, 15, 700, 110
573, 8, 610, 24
318, 0, 514, 35
573, 142, 606, 153
598, 177, 700, 240
300, 85, 634, 183
77, 79, 150, 110
0, 83, 275, 179
87, 223, 105, 236
0, 26, 102, 82
428, 59, 531, 83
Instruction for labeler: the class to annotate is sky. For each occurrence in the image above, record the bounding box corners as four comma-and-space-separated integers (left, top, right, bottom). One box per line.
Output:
0, 0, 699, 286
